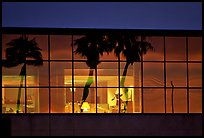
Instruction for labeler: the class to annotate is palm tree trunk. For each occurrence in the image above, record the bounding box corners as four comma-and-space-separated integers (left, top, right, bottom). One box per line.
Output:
16, 64, 26, 113
120, 62, 130, 113
81, 68, 94, 112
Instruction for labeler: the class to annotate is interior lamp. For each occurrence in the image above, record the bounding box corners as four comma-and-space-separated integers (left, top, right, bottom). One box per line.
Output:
81, 102, 90, 112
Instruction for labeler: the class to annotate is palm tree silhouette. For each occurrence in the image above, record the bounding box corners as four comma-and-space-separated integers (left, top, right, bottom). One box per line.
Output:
74, 34, 115, 112
112, 34, 154, 113
2, 35, 43, 113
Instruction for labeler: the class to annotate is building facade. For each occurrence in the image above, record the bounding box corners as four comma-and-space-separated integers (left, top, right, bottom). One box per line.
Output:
1, 27, 202, 136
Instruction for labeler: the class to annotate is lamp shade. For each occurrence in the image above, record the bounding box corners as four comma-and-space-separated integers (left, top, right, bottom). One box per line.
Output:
81, 102, 90, 111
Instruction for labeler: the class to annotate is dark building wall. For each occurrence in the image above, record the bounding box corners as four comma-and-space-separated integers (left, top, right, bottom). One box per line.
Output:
2, 114, 202, 136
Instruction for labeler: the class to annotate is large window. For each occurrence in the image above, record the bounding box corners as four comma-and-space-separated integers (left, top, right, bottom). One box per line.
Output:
2, 29, 202, 113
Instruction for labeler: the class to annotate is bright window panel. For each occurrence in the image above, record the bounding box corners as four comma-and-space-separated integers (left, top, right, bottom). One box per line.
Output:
97, 88, 118, 113
50, 35, 72, 60
144, 63, 164, 87
26, 88, 37, 113
97, 62, 118, 87
188, 37, 202, 61
64, 87, 73, 113
143, 88, 165, 113
50, 88, 66, 113
26, 62, 49, 87
189, 63, 202, 87
74, 62, 96, 87
38, 88, 49, 113
120, 62, 134, 88
74, 88, 96, 113
189, 89, 202, 113
133, 88, 142, 113
50, 62, 72, 87
166, 63, 187, 87
143, 36, 164, 61
166, 37, 186, 61
2, 88, 25, 113
2, 65, 25, 87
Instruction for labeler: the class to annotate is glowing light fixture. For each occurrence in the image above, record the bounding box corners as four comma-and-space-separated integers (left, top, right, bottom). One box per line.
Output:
81, 102, 90, 112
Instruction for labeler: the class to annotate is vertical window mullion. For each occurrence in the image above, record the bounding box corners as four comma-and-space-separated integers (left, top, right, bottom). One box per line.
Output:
164, 36, 167, 113
48, 34, 51, 113
71, 35, 74, 113
141, 36, 144, 113
118, 54, 120, 113
186, 36, 189, 113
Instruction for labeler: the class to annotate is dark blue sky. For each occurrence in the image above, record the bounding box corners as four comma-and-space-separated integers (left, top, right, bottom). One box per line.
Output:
2, 2, 202, 30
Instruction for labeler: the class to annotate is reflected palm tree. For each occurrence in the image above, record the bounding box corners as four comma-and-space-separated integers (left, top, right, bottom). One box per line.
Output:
2, 35, 43, 113
74, 34, 115, 111
112, 34, 154, 113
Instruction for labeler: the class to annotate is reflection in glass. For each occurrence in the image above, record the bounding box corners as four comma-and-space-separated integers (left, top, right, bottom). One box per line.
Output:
188, 37, 202, 61
189, 63, 202, 87
50, 35, 72, 60
97, 88, 118, 113
143, 88, 165, 113
51, 88, 66, 113
143, 36, 164, 61
144, 63, 164, 87
26, 88, 36, 113
166, 37, 186, 61
26, 62, 49, 87
51, 62, 72, 87
189, 89, 202, 113
29, 35, 48, 60
97, 62, 118, 87
2, 65, 25, 87
2, 88, 25, 113
38, 88, 49, 113
166, 63, 187, 87
166, 89, 187, 113
74, 88, 96, 113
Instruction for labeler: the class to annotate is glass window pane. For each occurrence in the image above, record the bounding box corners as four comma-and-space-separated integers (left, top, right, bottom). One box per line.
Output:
2, 88, 25, 113
73, 35, 117, 60
166, 63, 187, 87
2, 65, 25, 87
2, 34, 48, 60
38, 88, 49, 113
74, 62, 96, 87
189, 89, 202, 113
133, 88, 142, 113
74, 88, 96, 113
51, 88, 66, 113
51, 62, 72, 87
143, 88, 165, 113
166, 89, 187, 113
50, 35, 72, 60
120, 62, 134, 88
98, 62, 118, 87
144, 36, 164, 61
189, 63, 202, 87
166, 37, 186, 61
188, 37, 202, 61
144, 63, 164, 87
2, 34, 18, 60
26, 62, 49, 87
29, 35, 48, 60
65, 87, 73, 113
26, 88, 36, 113
97, 88, 118, 113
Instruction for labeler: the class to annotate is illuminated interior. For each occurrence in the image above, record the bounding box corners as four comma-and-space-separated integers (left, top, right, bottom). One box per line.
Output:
2, 33, 202, 114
